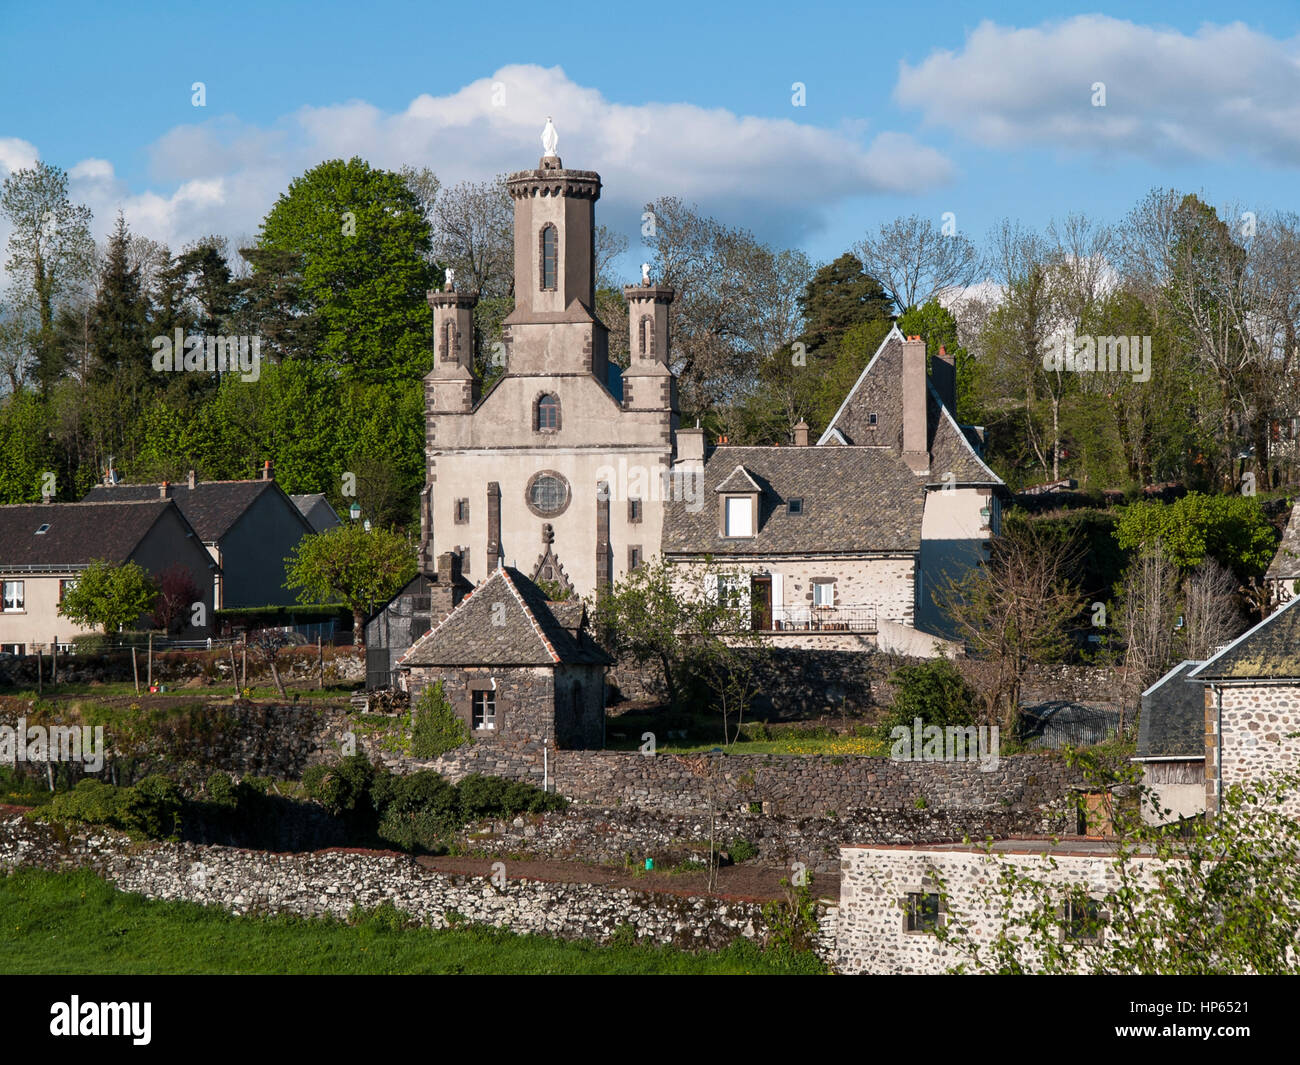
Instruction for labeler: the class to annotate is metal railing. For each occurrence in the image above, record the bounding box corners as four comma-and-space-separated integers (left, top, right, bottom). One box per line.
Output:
764, 605, 878, 633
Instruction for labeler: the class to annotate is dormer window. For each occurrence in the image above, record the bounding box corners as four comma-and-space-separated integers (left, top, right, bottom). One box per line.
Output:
540, 224, 558, 291
715, 464, 762, 539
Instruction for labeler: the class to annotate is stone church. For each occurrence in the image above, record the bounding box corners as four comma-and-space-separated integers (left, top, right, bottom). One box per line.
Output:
367, 124, 1004, 682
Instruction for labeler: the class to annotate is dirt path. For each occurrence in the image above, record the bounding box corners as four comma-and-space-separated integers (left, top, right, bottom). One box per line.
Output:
416, 855, 839, 903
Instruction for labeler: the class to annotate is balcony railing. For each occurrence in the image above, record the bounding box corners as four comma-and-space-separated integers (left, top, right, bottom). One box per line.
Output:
762, 605, 878, 634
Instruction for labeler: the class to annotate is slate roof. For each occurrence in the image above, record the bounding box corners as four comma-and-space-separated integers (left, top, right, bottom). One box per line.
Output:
0, 500, 186, 568
82, 480, 303, 542
1266, 504, 1300, 580
400, 567, 610, 667
816, 325, 1003, 488
714, 465, 763, 494
1137, 661, 1206, 759
1191, 595, 1300, 681
662, 446, 924, 555
290, 493, 341, 532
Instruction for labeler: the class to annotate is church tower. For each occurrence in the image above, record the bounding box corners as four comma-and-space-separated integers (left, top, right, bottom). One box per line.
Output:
423, 121, 677, 599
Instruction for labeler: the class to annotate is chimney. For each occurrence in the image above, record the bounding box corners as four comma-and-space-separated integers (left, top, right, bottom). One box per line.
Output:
676, 426, 707, 469
793, 420, 809, 447
429, 551, 465, 626
933, 343, 956, 415
261, 460, 273, 482
160, 480, 170, 499
187, 469, 197, 490
901, 335, 930, 473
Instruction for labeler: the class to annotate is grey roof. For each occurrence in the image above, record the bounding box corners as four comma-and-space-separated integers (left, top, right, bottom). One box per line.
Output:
1137, 661, 1206, 759
400, 567, 610, 667
1266, 504, 1300, 580
290, 493, 341, 532
663, 446, 924, 556
82, 479, 307, 542
1191, 595, 1300, 681
816, 325, 1003, 488
0, 500, 185, 568
714, 465, 764, 494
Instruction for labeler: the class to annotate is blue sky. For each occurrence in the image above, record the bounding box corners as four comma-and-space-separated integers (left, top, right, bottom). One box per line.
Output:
2, 1, 1300, 275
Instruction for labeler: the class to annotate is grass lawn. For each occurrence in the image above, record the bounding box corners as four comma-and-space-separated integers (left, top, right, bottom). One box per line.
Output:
0, 867, 824, 975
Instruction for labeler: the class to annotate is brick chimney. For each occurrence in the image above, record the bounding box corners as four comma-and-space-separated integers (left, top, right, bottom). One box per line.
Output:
933, 344, 956, 415
159, 480, 170, 499
187, 469, 197, 490
901, 335, 930, 473
793, 420, 809, 447
260, 460, 274, 482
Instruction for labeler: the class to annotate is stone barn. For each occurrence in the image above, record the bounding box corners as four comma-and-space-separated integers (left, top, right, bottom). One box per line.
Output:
399, 566, 610, 754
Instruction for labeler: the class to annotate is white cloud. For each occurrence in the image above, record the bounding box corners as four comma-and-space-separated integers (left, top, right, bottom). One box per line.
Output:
895, 16, 1300, 165
0, 137, 38, 177
3, 65, 955, 278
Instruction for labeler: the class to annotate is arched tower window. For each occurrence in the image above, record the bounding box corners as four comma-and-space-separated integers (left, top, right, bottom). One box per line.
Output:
440, 320, 456, 362
536, 393, 560, 431
540, 224, 558, 291
638, 315, 654, 357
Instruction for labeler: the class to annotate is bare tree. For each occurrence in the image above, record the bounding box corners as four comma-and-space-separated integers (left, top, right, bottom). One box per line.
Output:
855, 213, 980, 313
1182, 559, 1244, 660
248, 629, 291, 699
1116, 541, 1181, 728
940, 522, 1084, 732
426, 174, 513, 299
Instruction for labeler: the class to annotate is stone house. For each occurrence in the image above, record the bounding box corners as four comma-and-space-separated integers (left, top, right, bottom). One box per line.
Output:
399, 566, 610, 753
364, 551, 472, 689
1133, 660, 1206, 824
82, 463, 316, 610
0, 499, 218, 653
1190, 595, 1300, 819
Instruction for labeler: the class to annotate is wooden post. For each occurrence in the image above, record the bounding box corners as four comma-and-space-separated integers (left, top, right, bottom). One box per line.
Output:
147, 632, 153, 689
317, 635, 324, 690
230, 642, 238, 698
35, 648, 42, 694
51, 637, 57, 686
132, 647, 139, 693
241, 638, 247, 690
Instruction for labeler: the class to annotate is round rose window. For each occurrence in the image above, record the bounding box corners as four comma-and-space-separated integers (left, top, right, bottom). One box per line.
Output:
526, 471, 570, 516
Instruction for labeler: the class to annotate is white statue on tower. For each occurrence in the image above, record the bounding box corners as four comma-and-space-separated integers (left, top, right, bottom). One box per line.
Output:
444, 267, 455, 291
541, 117, 559, 158
641, 262, 651, 285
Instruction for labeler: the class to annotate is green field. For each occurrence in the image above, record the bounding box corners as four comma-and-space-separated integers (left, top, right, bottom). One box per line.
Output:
0, 868, 823, 975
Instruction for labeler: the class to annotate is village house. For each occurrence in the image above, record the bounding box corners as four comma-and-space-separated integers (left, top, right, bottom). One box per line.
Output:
82, 462, 316, 611
1133, 660, 1206, 824
290, 493, 342, 533
399, 566, 609, 754
0, 499, 217, 654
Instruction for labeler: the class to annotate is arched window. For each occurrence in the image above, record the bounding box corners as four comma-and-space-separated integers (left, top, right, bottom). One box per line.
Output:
537, 393, 560, 431
638, 315, 654, 357
440, 320, 456, 362
540, 224, 558, 291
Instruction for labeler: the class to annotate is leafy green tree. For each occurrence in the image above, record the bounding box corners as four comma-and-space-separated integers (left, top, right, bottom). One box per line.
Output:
898, 300, 972, 420
0, 389, 56, 503
256, 157, 437, 381
1114, 492, 1277, 580
0, 160, 95, 396
797, 252, 893, 358
284, 523, 417, 651
57, 559, 160, 634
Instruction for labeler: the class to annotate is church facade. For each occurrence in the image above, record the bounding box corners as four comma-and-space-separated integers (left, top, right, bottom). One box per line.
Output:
418, 139, 680, 597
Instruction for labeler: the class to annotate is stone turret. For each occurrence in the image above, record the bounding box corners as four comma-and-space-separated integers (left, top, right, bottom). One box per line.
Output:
425, 284, 479, 415
620, 276, 676, 426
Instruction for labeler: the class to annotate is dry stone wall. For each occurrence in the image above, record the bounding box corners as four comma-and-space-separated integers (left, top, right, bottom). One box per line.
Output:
0, 813, 836, 962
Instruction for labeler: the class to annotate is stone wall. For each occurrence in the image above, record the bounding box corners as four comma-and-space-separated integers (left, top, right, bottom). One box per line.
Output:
458, 803, 1074, 875
551, 750, 1080, 819
1211, 683, 1300, 817
836, 844, 1165, 974
0, 813, 836, 963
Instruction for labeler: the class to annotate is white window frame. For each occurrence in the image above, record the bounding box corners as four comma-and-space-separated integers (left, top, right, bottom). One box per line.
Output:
724, 496, 753, 537
812, 580, 835, 608
471, 689, 496, 731
2, 580, 25, 612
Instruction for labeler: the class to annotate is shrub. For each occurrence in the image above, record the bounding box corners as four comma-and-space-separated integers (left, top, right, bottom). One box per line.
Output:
302, 754, 376, 819
47, 778, 127, 828
410, 681, 470, 759
122, 775, 183, 840
207, 772, 238, 807
878, 657, 977, 736
729, 837, 758, 863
